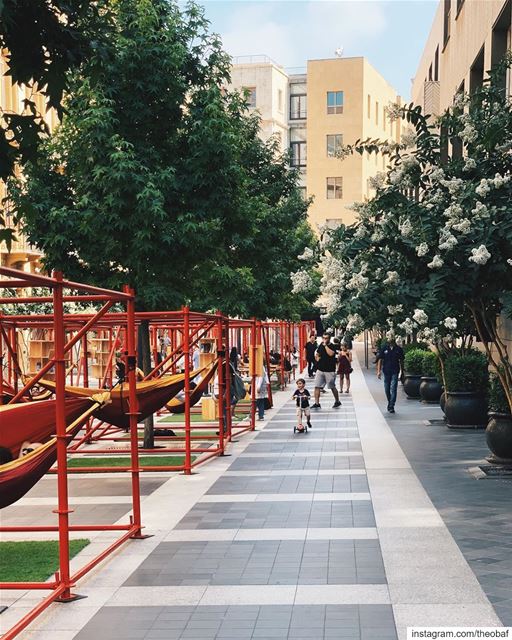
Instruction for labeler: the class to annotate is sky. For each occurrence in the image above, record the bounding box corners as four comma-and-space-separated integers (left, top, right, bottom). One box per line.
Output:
201, 0, 439, 100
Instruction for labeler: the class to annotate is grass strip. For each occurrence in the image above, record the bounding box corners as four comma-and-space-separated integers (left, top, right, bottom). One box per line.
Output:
0, 539, 89, 582
67, 455, 195, 468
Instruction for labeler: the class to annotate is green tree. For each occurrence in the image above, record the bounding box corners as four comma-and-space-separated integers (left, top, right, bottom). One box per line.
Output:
11, 0, 318, 443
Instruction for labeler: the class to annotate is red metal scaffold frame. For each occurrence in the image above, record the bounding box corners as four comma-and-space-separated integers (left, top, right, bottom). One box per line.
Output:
0, 267, 144, 640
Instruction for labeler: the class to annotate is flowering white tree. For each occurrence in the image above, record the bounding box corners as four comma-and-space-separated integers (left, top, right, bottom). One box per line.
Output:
324, 57, 512, 408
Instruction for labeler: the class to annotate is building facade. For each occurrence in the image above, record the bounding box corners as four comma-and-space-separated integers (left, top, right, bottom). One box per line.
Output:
230, 55, 401, 230
412, 0, 511, 114
0, 50, 57, 274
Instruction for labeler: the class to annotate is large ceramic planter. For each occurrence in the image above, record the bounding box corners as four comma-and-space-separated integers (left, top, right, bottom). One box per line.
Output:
419, 377, 443, 403
439, 390, 446, 415
403, 374, 421, 399
445, 391, 487, 429
486, 412, 512, 463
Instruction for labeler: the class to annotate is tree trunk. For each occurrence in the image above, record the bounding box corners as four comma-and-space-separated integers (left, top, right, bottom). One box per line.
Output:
138, 319, 154, 449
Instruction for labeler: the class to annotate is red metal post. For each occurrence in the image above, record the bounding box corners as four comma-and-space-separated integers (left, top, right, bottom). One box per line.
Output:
216, 312, 225, 452
225, 318, 233, 441
52, 272, 75, 602
125, 286, 143, 536
81, 333, 89, 387
250, 318, 257, 431
183, 307, 192, 474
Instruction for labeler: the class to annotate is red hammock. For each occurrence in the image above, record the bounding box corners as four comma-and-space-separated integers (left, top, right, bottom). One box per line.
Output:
166, 362, 218, 413
0, 396, 106, 509
37, 371, 200, 430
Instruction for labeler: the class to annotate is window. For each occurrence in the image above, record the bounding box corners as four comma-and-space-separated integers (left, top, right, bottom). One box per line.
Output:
244, 86, 257, 108
367, 94, 371, 118
326, 177, 343, 199
443, 0, 451, 48
290, 94, 307, 119
327, 91, 343, 114
290, 141, 307, 167
434, 46, 440, 81
298, 187, 307, 200
375, 101, 379, 125
327, 134, 343, 157
278, 89, 283, 112
456, 0, 465, 16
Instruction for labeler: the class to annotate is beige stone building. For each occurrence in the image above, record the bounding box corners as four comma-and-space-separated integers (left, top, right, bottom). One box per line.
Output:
230, 55, 401, 230
412, 0, 512, 343
412, 0, 511, 114
0, 50, 57, 273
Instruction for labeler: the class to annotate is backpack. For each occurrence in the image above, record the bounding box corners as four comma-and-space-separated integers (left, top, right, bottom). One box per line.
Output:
231, 368, 247, 402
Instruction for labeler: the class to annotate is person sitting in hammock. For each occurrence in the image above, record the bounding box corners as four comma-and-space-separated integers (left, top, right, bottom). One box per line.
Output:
19, 441, 43, 458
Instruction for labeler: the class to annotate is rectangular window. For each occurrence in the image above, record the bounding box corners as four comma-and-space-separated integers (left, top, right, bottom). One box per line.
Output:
290, 94, 307, 119
434, 46, 440, 81
298, 186, 307, 200
367, 94, 371, 118
326, 177, 343, 199
375, 101, 379, 125
456, 0, 465, 16
244, 86, 257, 108
327, 91, 344, 114
326, 134, 343, 157
290, 141, 307, 167
278, 89, 283, 112
443, 0, 451, 47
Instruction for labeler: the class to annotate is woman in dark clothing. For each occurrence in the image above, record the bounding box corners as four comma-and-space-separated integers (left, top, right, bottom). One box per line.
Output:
337, 344, 353, 393
229, 346, 240, 371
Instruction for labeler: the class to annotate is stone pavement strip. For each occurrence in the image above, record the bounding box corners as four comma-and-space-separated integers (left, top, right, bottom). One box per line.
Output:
1, 355, 503, 640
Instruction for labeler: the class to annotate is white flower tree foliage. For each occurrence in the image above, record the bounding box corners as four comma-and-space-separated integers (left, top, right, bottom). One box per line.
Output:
321, 56, 512, 409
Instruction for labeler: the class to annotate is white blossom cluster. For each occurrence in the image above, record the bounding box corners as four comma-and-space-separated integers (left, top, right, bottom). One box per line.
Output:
416, 243, 429, 257
398, 317, 415, 335
468, 245, 491, 265
368, 172, 386, 191
383, 271, 400, 285
297, 247, 314, 261
438, 229, 458, 251
459, 123, 478, 143
387, 304, 403, 315
401, 128, 417, 149
413, 309, 429, 325
399, 218, 413, 237
427, 255, 444, 269
416, 326, 438, 342
290, 269, 314, 294
443, 317, 457, 330
440, 178, 464, 195
430, 168, 445, 182
386, 102, 403, 122
346, 270, 369, 292
463, 157, 476, 172
346, 313, 364, 333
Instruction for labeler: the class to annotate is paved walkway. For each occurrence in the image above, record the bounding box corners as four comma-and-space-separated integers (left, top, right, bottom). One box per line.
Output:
1, 352, 504, 640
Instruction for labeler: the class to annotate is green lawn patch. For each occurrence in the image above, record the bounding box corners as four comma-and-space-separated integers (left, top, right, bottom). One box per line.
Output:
67, 455, 195, 468
160, 414, 216, 423
0, 539, 90, 582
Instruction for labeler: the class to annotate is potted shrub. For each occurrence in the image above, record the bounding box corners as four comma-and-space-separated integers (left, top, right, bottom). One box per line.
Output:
486, 373, 512, 462
419, 351, 443, 403
403, 348, 425, 399
444, 351, 488, 429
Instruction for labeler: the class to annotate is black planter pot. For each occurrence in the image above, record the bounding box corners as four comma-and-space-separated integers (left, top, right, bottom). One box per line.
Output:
419, 377, 443, 403
403, 374, 421, 399
445, 392, 488, 429
439, 390, 446, 415
486, 413, 512, 463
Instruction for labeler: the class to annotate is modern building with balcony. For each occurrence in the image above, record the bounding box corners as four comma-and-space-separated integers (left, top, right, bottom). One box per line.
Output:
230, 55, 401, 230
411, 0, 511, 115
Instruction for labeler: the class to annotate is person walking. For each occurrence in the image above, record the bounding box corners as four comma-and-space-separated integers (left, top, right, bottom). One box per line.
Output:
376, 336, 404, 414
255, 366, 270, 421
289, 346, 299, 380
311, 333, 341, 409
304, 335, 317, 378
338, 344, 353, 393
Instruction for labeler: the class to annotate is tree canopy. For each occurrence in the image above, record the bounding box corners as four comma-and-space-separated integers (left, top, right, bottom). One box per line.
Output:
10, 0, 318, 320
